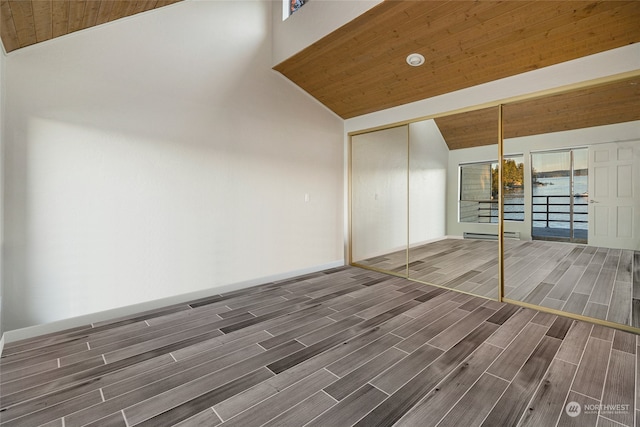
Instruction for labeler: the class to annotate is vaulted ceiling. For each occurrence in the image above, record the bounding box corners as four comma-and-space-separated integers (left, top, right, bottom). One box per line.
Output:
434, 75, 640, 150
275, 1, 640, 119
2, 0, 639, 125
0, 0, 182, 53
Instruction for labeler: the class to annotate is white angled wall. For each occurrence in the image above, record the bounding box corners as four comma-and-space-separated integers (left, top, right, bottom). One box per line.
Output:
272, 0, 382, 66
409, 120, 448, 245
2, 1, 344, 332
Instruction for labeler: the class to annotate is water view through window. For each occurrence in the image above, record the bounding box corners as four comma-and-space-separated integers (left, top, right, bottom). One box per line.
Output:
459, 156, 524, 223
531, 148, 588, 242
460, 149, 588, 242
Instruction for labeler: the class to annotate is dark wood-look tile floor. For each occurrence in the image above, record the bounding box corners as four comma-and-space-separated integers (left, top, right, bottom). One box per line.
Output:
0, 266, 638, 426
357, 238, 638, 328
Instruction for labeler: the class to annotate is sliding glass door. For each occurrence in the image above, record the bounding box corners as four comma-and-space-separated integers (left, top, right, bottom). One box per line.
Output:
531, 148, 588, 243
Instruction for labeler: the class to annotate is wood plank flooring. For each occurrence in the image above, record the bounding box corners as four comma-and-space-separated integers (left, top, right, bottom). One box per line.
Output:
1, 266, 638, 426
357, 238, 638, 327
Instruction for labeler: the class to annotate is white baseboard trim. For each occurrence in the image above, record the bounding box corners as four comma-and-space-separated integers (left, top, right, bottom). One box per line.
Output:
354, 235, 452, 261
409, 235, 449, 248
0, 260, 345, 348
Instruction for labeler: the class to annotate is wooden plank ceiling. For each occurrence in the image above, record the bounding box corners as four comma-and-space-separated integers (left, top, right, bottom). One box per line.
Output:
0, 0, 183, 53
275, 1, 640, 119
434, 75, 640, 150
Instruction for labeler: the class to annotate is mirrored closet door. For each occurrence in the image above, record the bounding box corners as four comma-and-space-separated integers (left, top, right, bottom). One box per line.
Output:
408, 107, 500, 300
351, 108, 501, 301
502, 76, 640, 328
350, 73, 639, 332
351, 125, 409, 276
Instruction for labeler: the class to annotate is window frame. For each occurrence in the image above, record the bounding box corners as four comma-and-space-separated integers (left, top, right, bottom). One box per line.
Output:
458, 155, 525, 224
283, 0, 308, 20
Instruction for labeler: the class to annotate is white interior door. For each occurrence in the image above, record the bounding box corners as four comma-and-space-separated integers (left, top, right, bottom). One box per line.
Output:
588, 141, 640, 250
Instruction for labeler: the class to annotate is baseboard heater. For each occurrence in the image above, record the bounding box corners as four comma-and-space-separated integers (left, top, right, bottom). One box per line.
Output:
463, 231, 520, 240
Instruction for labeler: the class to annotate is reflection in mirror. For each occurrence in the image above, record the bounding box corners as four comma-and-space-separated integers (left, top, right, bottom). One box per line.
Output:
530, 148, 588, 243
407, 106, 499, 300
406, 120, 448, 281
351, 125, 408, 275
502, 76, 640, 327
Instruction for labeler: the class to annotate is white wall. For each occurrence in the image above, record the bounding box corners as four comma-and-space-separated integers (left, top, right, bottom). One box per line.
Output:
409, 120, 448, 244
272, 0, 382, 66
351, 126, 407, 261
2, 0, 344, 332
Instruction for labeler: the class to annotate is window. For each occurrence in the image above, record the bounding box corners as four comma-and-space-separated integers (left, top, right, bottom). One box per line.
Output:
459, 156, 524, 223
284, 0, 308, 19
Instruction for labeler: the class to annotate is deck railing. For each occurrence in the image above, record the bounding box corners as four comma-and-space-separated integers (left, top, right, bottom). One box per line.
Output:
463, 195, 588, 229
476, 199, 524, 222
532, 195, 588, 229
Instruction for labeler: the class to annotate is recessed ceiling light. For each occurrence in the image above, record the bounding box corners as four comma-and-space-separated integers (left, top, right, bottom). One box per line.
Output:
406, 53, 425, 67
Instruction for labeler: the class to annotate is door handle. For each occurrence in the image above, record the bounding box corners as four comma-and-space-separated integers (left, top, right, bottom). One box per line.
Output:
590, 199, 599, 204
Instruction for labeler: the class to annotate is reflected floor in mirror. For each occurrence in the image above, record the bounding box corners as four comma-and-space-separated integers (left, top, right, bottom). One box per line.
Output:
355, 239, 500, 296
356, 238, 639, 328
1, 266, 638, 427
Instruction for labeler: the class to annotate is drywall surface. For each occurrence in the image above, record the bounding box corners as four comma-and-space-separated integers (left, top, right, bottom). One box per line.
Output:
351, 126, 408, 261
3, 1, 344, 331
272, 0, 382, 66
409, 120, 448, 245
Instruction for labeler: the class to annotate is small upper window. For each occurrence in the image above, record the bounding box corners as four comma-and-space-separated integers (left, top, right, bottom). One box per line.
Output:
284, 0, 308, 19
